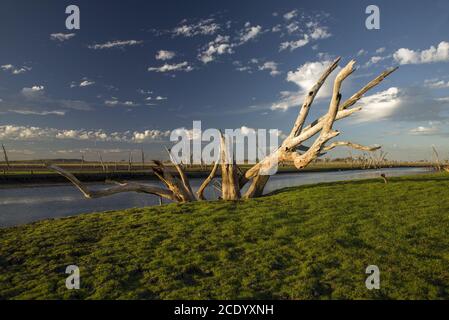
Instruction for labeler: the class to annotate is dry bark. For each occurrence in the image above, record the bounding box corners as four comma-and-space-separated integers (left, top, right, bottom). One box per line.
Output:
47, 57, 398, 203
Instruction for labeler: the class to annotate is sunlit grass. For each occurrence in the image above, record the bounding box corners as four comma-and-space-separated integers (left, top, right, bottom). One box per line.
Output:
1, 173, 448, 299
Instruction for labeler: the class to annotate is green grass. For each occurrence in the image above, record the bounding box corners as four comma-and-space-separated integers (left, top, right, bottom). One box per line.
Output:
1, 173, 449, 300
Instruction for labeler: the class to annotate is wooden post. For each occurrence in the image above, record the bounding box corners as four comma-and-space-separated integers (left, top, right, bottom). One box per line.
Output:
141, 148, 145, 170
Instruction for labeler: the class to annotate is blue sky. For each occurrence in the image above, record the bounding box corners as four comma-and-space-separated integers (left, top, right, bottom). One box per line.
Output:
1, 0, 449, 161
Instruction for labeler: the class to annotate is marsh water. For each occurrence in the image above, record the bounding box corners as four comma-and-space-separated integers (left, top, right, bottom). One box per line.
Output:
0, 167, 429, 227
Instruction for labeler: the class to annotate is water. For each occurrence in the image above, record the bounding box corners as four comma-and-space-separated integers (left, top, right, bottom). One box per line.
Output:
0, 167, 428, 227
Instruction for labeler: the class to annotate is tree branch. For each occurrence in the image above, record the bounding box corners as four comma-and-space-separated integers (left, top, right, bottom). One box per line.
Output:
196, 160, 220, 200
322, 141, 381, 152
289, 57, 341, 138
47, 164, 176, 201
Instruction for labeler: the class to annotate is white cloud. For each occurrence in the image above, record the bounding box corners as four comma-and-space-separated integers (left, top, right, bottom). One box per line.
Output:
79, 80, 95, 87
424, 78, 449, 89
376, 47, 386, 54
132, 130, 171, 142
280, 36, 310, 51
357, 49, 367, 56
50, 33, 76, 42
355, 87, 401, 122
354, 87, 449, 122
148, 61, 193, 72
156, 50, 176, 60
1, 64, 31, 75
105, 98, 138, 107
409, 125, 440, 135
1, 64, 14, 70
0, 125, 170, 143
21, 86, 45, 98
172, 18, 220, 37
271, 60, 341, 111
271, 24, 282, 33
88, 40, 143, 50
310, 26, 331, 40
283, 10, 298, 20
393, 41, 449, 65
7, 110, 66, 116
258, 61, 280, 76
279, 21, 331, 52
239, 23, 262, 44
198, 35, 234, 63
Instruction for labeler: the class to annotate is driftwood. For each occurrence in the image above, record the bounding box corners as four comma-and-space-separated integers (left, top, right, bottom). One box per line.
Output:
47, 57, 397, 203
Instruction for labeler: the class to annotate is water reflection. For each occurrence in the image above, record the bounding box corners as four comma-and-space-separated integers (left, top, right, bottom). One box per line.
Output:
0, 167, 429, 227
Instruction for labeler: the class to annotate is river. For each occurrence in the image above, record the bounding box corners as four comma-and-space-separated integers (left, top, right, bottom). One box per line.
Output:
0, 167, 429, 227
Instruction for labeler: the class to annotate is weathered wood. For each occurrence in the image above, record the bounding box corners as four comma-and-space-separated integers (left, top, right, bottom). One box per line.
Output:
47, 164, 176, 201
197, 160, 219, 200
45, 57, 398, 204
219, 133, 241, 200
243, 174, 270, 199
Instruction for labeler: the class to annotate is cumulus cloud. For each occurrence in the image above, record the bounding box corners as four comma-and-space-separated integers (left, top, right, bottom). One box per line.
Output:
21, 86, 45, 98
393, 41, 449, 65
148, 61, 193, 72
50, 33, 76, 42
155, 50, 176, 60
354, 87, 449, 122
271, 60, 341, 111
0, 125, 170, 143
238, 23, 262, 44
198, 35, 234, 63
88, 40, 143, 50
132, 129, 171, 142
258, 61, 280, 76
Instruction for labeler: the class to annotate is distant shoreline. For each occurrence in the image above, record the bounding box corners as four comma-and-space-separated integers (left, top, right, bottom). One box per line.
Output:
0, 164, 432, 186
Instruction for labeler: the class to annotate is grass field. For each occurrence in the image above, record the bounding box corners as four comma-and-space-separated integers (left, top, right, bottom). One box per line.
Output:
1, 173, 449, 299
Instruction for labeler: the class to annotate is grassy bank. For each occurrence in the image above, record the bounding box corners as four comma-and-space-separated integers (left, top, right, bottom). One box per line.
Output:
1, 173, 449, 299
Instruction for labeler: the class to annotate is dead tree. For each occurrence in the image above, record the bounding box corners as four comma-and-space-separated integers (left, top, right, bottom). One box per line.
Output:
432, 145, 442, 171
47, 58, 397, 203
2, 144, 10, 170
97, 152, 106, 173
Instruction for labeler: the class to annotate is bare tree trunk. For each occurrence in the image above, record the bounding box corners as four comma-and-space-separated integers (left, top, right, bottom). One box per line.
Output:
432, 146, 441, 171
97, 152, 106, 172
46, 57, 397, 204
2, 144, 10, 170
219, 133, 240, 200
243, 175, 270, 199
